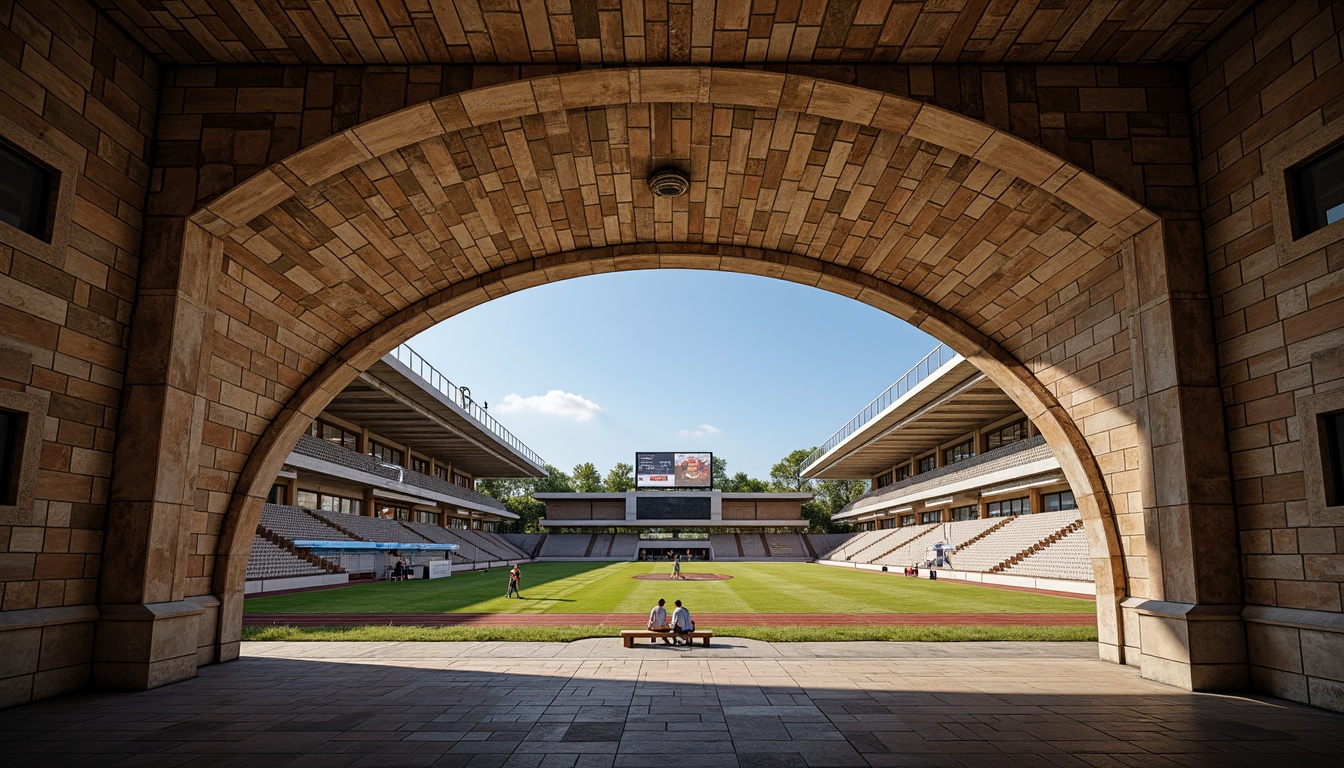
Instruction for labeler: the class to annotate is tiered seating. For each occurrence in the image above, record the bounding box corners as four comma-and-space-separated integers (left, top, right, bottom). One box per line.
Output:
609, 534, 639, 560
501, 533, 544, 557
246, 535, 332, 580
951, 509, 1081, 572
863, 525, 935, 564
873, 523, 941, 566
400, 522, 474, 564
454, 526, 527, 560
737, 533, 767, 557
310, 509, 431, 542
259, 505, 353, 541
825, 529, 892, 561
539, 533, 593, 557
807, 533, 856, 558
1002, 526, 1094, 581
764, 533, 807, 558
708, 533, 739, 558
588, 533, 612, 557
943, 516, 1004, 547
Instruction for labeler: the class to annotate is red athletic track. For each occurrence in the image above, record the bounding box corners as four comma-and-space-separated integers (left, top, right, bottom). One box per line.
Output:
242, 612, 1094, 627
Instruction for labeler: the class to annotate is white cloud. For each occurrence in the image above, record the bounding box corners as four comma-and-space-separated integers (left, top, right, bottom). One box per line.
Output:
678, 424, 722, 438
495, 390, 603, 422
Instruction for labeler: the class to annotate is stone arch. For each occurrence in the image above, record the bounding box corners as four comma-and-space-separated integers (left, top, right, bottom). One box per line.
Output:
107, 67, 1236, 689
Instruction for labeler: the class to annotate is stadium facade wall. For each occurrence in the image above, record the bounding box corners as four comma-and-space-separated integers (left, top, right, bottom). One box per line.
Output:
0, 0, 1340, 714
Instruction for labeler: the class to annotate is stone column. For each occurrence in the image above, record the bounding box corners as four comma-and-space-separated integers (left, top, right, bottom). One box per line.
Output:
96, 219, 220, 690
1124, 218, 1247, 690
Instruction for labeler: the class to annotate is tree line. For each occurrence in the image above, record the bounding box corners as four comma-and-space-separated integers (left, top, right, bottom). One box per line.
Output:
477, 449, 869, 534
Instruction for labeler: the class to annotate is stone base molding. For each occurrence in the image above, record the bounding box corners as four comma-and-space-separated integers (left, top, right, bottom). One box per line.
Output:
1123, 598, 1249, 692
92, 601, 208, 691
1244, 605, 1344, 713
0, 605, 99, 709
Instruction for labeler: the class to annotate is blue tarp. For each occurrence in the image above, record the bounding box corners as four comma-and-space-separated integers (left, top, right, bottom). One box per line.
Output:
292, 540, 459, 552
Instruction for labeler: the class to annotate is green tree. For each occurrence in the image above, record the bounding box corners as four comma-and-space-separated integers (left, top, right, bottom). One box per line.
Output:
603, 462, 635, 492
805, 478, 868, 532
769, 448, 817, 492
571, 462, 603, 492
711, 456, 729, 488
721, 471, 768, 493
534, 464, 573, 493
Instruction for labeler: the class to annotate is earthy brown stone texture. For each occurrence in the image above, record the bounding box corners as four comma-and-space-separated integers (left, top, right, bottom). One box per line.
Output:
93, 0, 1252, 66
0, 0, 156, 707
1191, 0, 1344, 709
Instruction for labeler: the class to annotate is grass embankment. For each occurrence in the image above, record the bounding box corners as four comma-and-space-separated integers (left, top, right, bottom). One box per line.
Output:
242, 624, 1099, 643
244, 561, 1096, 616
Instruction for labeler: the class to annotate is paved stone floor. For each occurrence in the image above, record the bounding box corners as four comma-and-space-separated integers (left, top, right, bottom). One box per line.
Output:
2, 640, 1342, 767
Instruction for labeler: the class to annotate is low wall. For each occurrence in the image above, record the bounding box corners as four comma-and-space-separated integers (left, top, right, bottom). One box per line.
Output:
244, 573, 349, 595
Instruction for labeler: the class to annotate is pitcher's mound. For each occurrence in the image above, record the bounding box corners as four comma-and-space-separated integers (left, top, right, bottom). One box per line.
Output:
633, 573, 732, 581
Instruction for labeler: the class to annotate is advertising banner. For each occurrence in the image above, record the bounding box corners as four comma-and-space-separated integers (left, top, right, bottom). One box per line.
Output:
427, 559, 453, 579
636, 452, 712, 488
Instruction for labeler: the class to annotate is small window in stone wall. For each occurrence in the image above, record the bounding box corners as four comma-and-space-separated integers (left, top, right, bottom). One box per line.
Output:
1325, 410, 1344, 507
1291, 141, 1344, 238
0, 141, 55, 242
0, 409, 18, 505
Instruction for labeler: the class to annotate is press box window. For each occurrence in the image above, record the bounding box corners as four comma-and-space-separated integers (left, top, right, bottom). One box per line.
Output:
1324, 410, 1344, 507
0, 142, 55, 242
1041, 490, 1077, 513
1291, 141, 1344, 238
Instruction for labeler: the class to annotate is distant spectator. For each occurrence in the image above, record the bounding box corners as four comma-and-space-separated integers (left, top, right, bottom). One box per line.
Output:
391, 559, 405, 581
672, 555, 682, 580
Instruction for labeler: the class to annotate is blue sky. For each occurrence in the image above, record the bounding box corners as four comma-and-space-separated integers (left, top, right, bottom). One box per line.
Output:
408, 270, 938, 480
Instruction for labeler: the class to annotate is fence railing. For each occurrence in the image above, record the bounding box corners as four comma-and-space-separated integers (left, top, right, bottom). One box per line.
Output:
387, 344, 547, 471
801, 343, 959, 473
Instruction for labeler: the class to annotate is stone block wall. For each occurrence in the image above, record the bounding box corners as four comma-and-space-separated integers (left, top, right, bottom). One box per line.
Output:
1190, 0, 1344, 709
0, 0, 156, 707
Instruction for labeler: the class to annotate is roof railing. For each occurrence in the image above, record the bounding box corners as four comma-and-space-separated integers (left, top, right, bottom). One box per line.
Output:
386, 343, 547, 471
801, 342, 959, 473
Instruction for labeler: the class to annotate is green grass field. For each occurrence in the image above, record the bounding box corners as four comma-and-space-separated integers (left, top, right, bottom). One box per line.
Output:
243, 561, 1096, 616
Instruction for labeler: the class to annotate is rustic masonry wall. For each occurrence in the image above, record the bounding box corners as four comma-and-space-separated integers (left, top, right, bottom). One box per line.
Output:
155, 61, 1203, 609
1190, 0, 1344, 710
0, 0, 1315, 711
0, 0, 156, 707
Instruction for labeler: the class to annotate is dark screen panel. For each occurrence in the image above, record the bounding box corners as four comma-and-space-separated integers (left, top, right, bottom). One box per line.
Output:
636, 495, 711, 520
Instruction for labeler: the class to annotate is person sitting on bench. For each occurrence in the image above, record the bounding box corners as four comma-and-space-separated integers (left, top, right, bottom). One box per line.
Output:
670, 599, 694, 646
647, 598, 671, 644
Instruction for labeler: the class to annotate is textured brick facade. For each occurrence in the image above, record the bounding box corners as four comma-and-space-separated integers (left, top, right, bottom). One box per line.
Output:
1190, 0, 1344, 709
0, 0, 1340, 715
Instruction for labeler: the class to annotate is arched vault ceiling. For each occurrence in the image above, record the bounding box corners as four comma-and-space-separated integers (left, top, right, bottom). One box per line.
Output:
228, 102, 1115, 350
98, 0, 1252, 66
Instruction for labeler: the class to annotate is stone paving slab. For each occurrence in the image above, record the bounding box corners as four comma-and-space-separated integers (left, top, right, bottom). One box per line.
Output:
1, 641, 1341, 767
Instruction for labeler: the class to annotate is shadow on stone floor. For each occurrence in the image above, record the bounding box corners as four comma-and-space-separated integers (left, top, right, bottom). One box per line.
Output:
1, 653, 1342, 768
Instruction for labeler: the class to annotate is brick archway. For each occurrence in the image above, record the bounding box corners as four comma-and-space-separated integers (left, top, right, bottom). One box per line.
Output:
107, 68, 1239, 692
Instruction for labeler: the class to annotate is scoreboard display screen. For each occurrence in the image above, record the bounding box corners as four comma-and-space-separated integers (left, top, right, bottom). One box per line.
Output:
636, 452, 712, 489
636, 495, 712, 520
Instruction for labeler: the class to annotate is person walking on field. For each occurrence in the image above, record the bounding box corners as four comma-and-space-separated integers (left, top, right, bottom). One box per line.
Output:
672, 554, 682, 580
505, 565, 521, 598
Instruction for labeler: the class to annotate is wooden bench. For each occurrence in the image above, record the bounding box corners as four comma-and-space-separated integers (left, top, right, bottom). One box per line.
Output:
620, 629, 713, 648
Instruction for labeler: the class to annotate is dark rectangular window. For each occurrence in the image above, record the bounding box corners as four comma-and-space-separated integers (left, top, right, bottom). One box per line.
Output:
1042, 490, 1077, 513
919, 510, 941, 524
950, 504, 978, 522
895, 465, 911, 481
411, 456, 429, 474
986, 419, 1028, 450
917, 455, 936, 473
415, 509, 440, 525
944, 439, 974, 465
0, 409, 20, 505
369, 441, 403, 466
899, 514, 915, 527
1325, 411, 1344, 506
874, 471, 893, 489
1292, 142, 1344, 237
987, 497, 1030, 517
434, 465, 450, 481
452, 471, 472, 488
265, 483, 286, 505
377, 504, 410, 521
0, 142, 54, 241
310, 419, 357, 451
